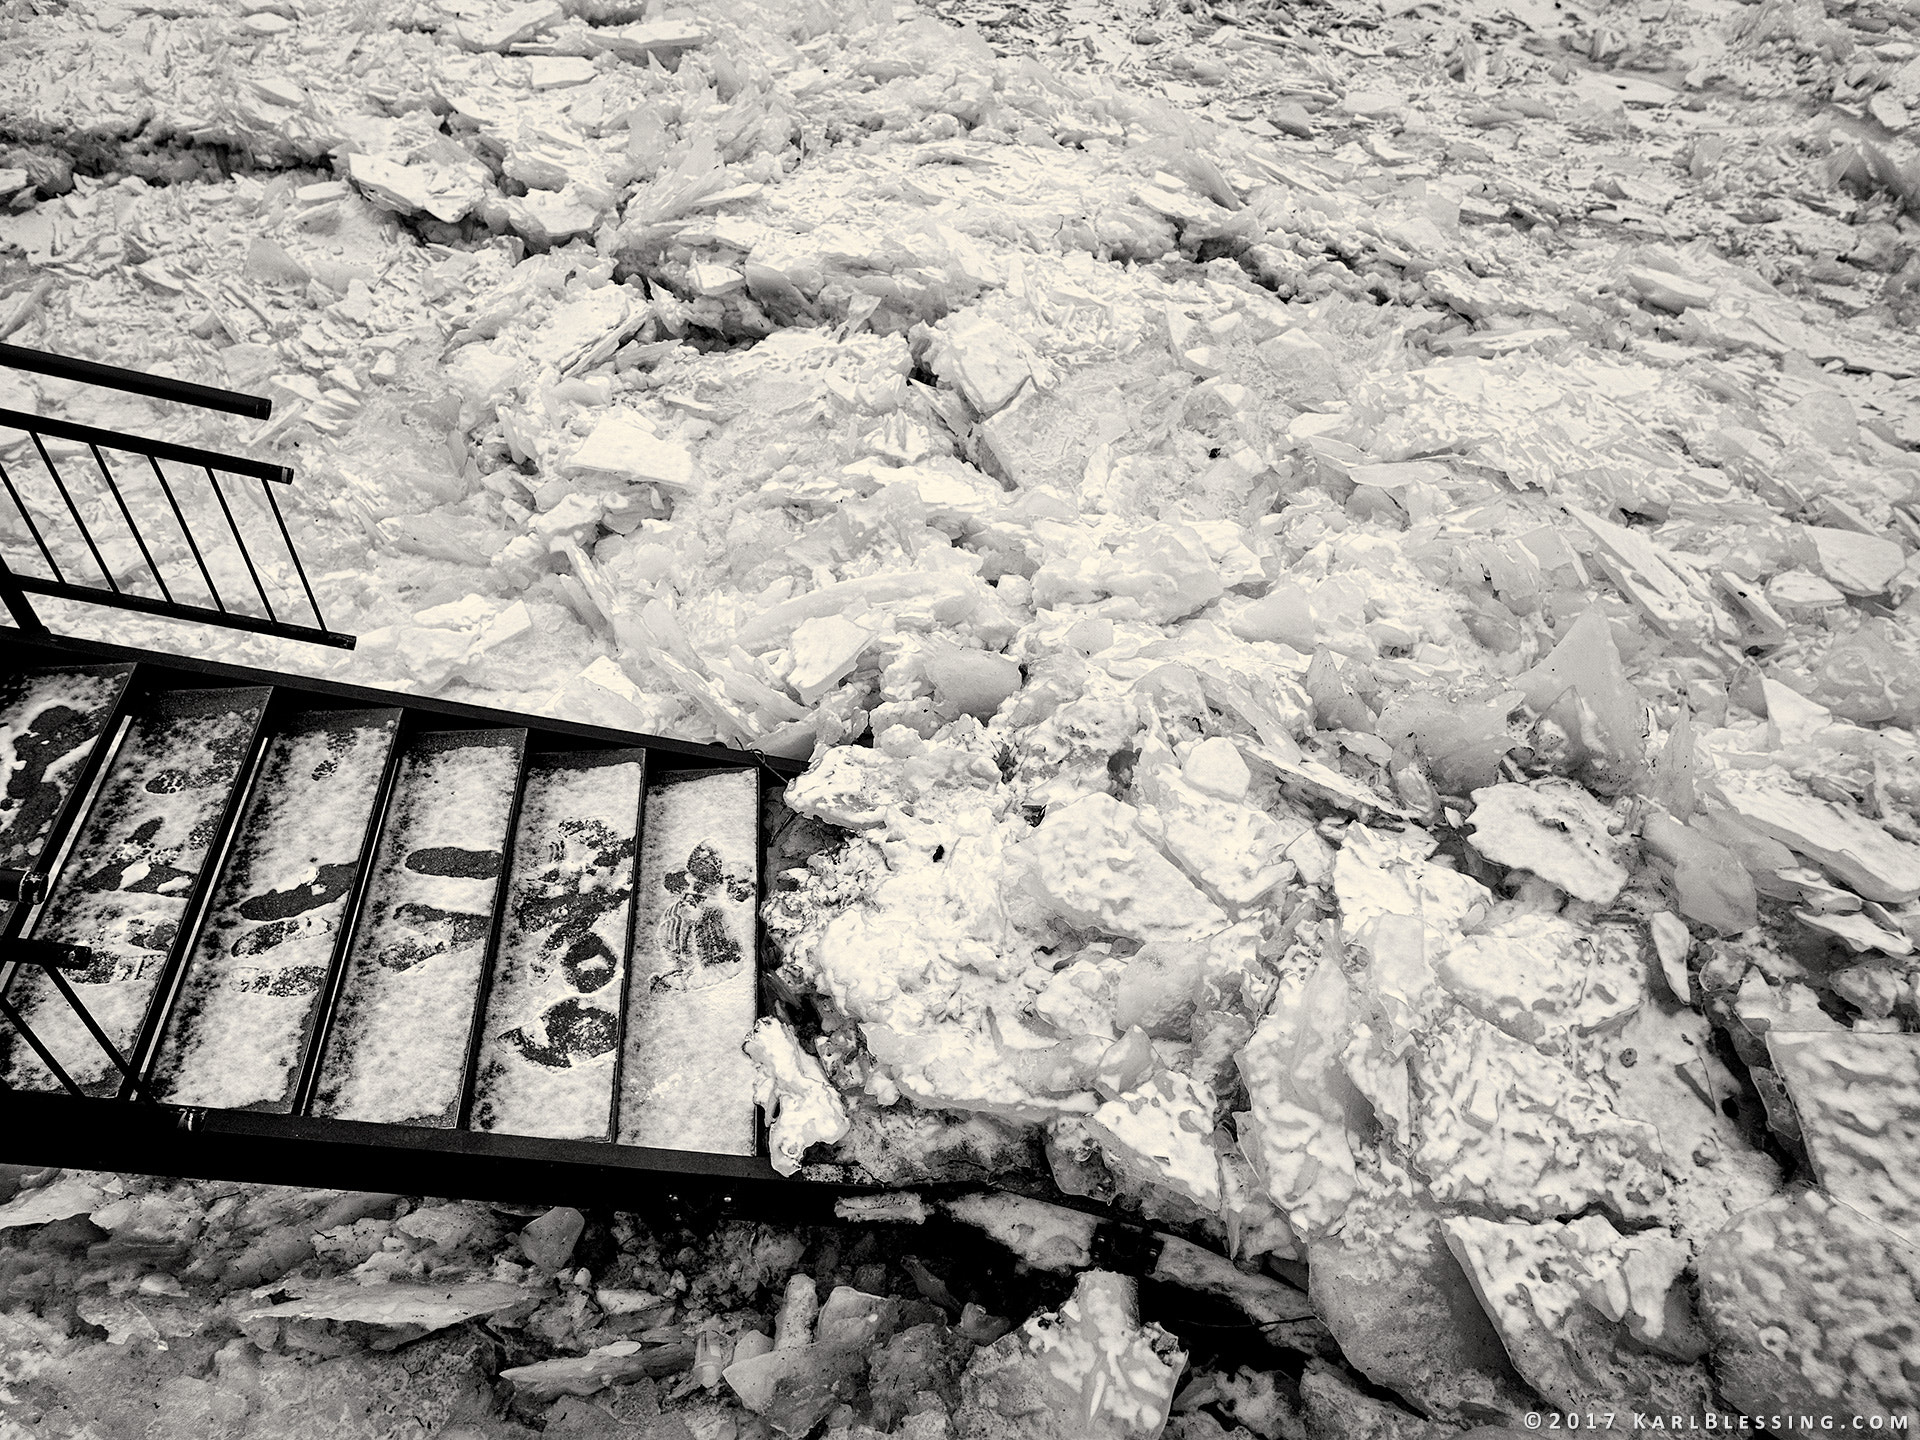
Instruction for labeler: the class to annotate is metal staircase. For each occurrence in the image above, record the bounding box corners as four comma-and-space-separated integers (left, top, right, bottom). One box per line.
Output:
0, 631, 810, 1212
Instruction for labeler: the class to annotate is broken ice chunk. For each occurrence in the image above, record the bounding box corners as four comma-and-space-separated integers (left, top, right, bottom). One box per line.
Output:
1767, 569, 1847, 609
1135, 747, 1289, 909
1699, 1191, 1920, 1425
1436, 914, 1646, 1047
1717, 775, 1920, 903
1020, 793, 1227, 942
346, 154, 435, 216
1467, 780, 1628, 905
259, 1279, 527, 1342
927, 312, 1038, 417
524, 56, 596, 89
1763, 678, 1834, 748
0, 1172, 113, 1230
1413, 1007, 1668, 1222
1228, 582, 1317, 650
1181, 737, 1251, 801
958, 1272, 1185, 1440
786, 615, 875, 706
616, 769, 759, 1157
1767, 1031, 1920, 1244
746, 1017, 849, 1176
1089, 1068, 1222, 1210
921, 642, 1021, 721
944, 1192, 1098, 1272
1642, 812, 1758, 934
457, 0, 564, 51
562, 410, 697, 494
1624, 266, 1717, 313
1237, 953, 1363, 1238
1444, 1215, 1712, 1414
1649, 912, 1692, 1002
1515, 609, 1645, 788
1794, 908, 1914, 955
1805, 526, 1906, 596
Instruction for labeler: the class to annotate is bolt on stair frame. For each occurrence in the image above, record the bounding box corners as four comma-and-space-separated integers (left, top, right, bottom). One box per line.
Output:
0, 344, 353, 650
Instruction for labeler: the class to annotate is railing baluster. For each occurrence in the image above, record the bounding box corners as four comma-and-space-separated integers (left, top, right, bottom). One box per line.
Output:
89, 443, 171, 604
0, 991, 86, 1098
259, 477, 326, 632
0, 454, 65, 584
203, 465, 277, 623
148, 455, 224, 613
29, 430, 117, 593
0, 348, 353, 649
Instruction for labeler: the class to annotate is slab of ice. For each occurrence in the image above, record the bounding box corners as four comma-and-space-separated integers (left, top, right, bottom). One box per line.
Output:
150, 711, 398, 1112
1768, 1031, 1920, 1245
471, 751, 643, 1141
746, 1017, 847, 1175
615, 768, 758, 1156
311, 730, 524, 1126
1, 690, 268, 1094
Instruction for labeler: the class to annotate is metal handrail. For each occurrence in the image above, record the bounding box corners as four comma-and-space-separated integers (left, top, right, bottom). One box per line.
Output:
0, 346, 353, 649
0, 341, 273, 419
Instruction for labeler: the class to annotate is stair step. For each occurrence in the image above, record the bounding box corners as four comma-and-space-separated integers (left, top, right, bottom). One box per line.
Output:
0, 665, 134, 874
616, 768, 759, 1157
148, 707, 402, 1111
310, 728, 526, 1127
468, 749, 646, 1142
1, 686, 271, 1094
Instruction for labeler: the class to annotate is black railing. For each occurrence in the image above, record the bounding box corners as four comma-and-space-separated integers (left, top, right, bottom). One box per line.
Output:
0, 344, 354, 649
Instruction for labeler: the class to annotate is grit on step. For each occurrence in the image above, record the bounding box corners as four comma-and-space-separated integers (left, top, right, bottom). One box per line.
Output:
616, 767, 759, 1158
148, 708, 401, 1112
0, 687, 268, 1094
470, 749, 645, 1142
310, 728, 525, 1128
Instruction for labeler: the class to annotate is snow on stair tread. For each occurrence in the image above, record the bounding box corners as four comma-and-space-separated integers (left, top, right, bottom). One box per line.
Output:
311, 729, 524, 1127
0, 688, 269, 1095
149, 709, 400, 1112
0, 665, 130, 871
615, 768, 758, 1157
469, 750, 644, 1142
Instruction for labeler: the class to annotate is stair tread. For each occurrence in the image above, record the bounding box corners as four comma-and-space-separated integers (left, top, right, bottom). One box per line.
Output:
312, 728, 525, 1127
0, 665, 131, 873
2, 687, 269, 1094
469, 750, 645, 1143
616, 768, 759, 1157
149, 708, 401, 1112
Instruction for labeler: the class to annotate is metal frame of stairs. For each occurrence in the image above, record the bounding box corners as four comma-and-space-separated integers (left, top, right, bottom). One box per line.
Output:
0, 629, 833, 1217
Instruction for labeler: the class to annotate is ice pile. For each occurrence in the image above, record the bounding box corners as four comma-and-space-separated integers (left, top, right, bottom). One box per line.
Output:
4, 0, 1920, 1427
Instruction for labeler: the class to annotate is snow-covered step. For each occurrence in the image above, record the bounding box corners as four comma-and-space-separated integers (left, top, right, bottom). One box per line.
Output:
310, 728, 526, 1127
0, 686, 270, 1094
147, 707, 402, 1112
615, 768, 760, 1157
468, 749, 645, 1142
0, 664, 134, 875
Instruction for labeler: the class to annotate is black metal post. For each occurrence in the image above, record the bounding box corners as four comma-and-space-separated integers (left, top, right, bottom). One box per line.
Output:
0, 554, 46, 635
